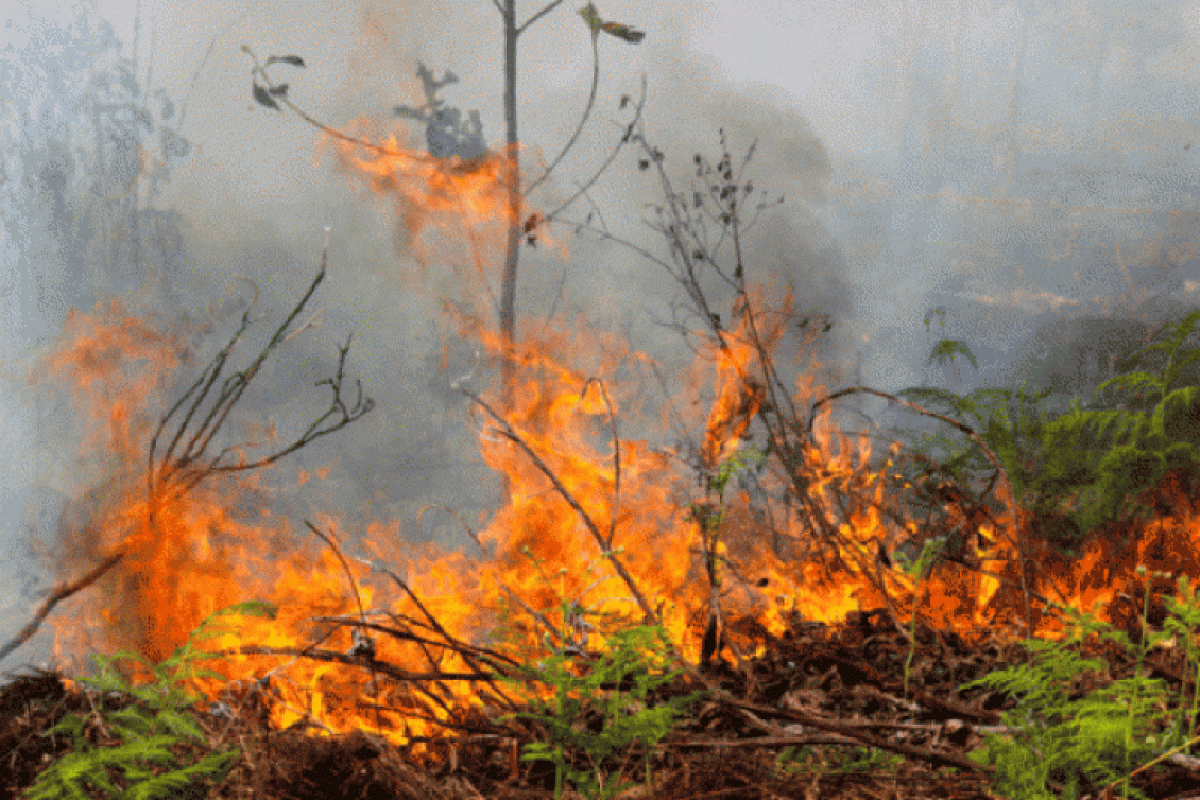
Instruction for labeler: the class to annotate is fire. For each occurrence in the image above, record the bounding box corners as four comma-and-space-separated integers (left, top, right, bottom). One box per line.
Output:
324, 119, 563, 302
36, 283, 1200, 753
37, 299, 303, 669
31, 130, 1200, 759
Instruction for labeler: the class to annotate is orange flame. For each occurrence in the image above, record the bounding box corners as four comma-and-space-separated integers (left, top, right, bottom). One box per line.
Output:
39, 289, 1200, 753
34, 126, 1200, 758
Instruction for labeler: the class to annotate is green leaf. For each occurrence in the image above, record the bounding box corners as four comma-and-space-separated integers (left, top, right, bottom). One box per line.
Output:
579, 2, 603, 33
928, 338, 978, 371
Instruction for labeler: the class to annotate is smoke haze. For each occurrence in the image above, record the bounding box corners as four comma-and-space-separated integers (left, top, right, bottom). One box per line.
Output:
5, 0, 1200, 668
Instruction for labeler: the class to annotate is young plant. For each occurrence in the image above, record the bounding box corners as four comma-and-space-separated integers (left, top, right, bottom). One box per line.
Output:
498, 549, 700, 800
892, 535, 946, 700
24, 601, 274, 800
688, 443, 765, 666
1162, 573, 1200, 743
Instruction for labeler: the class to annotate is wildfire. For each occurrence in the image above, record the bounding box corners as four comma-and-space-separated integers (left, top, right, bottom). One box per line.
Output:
324, 119, 563, 304
29, 132, 1200, 760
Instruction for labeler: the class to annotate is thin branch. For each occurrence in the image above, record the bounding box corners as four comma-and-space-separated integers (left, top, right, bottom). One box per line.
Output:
808, 385, 1017, 542
241, 47, 443, 163
542, 76, 648, 223
305, 521, 367, 625
364, 557, 520, 709
210, 646, 495, 683
0, 553, 124, 664
517, 0, 569, 35
581, 378, 621, 548
523, 33, 600, 197
199, 335, 374, 482
461, 387, 660, 630
179, 10, 255, 132
147, 241, 373, 506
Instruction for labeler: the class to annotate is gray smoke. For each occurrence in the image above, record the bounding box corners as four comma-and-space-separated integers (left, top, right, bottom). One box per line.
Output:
4, 0, 1200, 671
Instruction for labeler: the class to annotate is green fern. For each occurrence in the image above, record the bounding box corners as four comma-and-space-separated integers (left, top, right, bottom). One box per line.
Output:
24, 600, 275, 800
894, 308, 1200, 551
961, 602, 1172, 800
1037, 309, 1200, 535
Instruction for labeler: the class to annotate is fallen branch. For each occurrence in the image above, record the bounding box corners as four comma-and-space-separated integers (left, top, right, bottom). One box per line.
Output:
210, 645, 496, 684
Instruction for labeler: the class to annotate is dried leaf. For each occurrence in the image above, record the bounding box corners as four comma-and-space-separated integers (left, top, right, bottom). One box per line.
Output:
265, 55, 306, 68
601, 21, 645, 43
252, 83, 280, 110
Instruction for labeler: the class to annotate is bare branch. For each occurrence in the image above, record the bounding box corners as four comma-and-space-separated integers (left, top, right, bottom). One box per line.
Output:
0, 553, 124, 664
542, 76, 648, 223
524, 35, 600, 198
581, 378, 622, 549
517, 0, 569, 35
147, 242, 373, 504
460, 387, 660, 630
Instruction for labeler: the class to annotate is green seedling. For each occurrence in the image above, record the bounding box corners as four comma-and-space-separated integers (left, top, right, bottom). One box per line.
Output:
893, 536, 946, 700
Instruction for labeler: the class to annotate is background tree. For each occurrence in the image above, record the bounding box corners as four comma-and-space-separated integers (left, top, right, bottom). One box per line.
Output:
246, 2, 645, 404
492, 0, 644, 399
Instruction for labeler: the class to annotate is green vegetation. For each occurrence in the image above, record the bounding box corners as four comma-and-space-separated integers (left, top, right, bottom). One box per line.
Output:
894, 306, 1200, 555
892, 535, 946, 700
961, 567, 1200, 800
498, 547, 701, 800
23, 601, 274, 800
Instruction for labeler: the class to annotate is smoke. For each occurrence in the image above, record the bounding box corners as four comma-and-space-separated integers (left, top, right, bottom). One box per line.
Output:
6, 0, 1200, 669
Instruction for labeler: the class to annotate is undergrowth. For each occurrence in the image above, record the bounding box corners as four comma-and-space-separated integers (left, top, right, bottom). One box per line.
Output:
895, 306, 1200, 554
962, 566, 1200, 800
497, 547, 701, 800
23, 601, 274, 800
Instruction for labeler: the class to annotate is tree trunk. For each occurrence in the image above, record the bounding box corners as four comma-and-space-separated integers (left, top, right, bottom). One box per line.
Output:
499, 0, 521, 408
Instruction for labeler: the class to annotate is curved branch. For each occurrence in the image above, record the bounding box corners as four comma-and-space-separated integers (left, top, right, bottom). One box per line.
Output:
461, 387, 660, 629
242, 47, 441, 164
541, 75, 648, 222
0, 553, 124, 664
524, 34, 600, 198
517, 0, 570, 36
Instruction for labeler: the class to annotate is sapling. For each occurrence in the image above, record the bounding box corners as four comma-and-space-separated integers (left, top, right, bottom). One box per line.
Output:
893, 535, 945, 700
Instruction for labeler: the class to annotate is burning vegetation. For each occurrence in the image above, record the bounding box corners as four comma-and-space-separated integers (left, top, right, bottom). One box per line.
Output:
8, 37, 1200, 800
